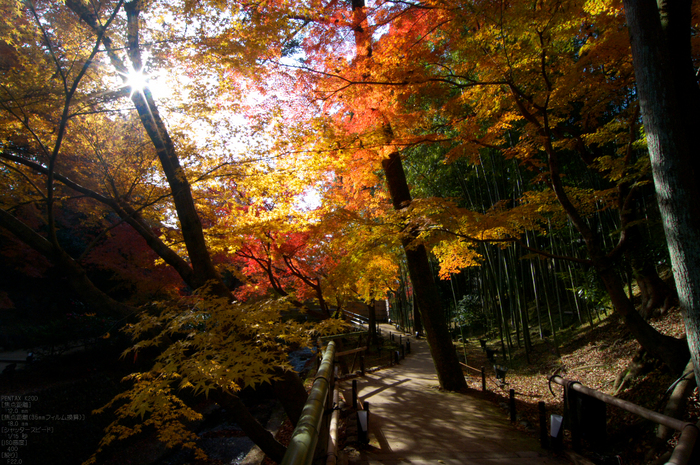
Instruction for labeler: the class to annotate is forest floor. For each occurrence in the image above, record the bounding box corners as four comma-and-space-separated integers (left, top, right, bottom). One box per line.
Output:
453, 307, 698, 464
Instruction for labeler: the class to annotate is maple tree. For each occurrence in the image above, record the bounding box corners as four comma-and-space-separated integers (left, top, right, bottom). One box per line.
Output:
230, 226, 337, 318
85, 295, 347, 464
3, 0, 700, 460
0, 0, 136, 317
0, 0, 321, 460
219, 181, 402, 326
232, 0, 698, 379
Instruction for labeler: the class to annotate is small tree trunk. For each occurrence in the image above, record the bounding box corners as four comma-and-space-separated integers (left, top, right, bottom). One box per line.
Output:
368, 300, 378, 346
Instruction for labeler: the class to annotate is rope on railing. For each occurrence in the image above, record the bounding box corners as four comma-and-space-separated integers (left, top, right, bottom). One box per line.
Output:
319, 331, 367, 341
460, 362, 482, 373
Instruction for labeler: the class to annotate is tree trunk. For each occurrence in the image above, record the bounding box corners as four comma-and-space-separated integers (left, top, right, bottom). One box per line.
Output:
635, 261, 677, 319
271, 368, 308, 427
599, 265, 688, 373
621, 185, 677, 319
656, 359, 696, 443
622, 0, 700, 384
382, 152, 467, 391
210, 390, 286, 463
368, 300, 378, 346
0, 208, 135, 318
345, 0, 464, 389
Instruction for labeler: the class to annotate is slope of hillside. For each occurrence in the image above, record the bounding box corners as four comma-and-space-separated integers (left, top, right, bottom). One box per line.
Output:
461, 308, 697, 464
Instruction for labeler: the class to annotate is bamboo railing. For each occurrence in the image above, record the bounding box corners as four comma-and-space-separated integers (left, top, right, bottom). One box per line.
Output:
281, 341, 336, 465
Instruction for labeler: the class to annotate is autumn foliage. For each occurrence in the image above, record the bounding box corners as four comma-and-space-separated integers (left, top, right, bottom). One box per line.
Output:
2, 0, 700, 461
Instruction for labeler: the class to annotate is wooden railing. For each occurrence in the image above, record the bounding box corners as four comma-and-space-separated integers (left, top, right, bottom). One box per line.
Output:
549, 375, 698, 465
282, 327, 408, 465
343, 310, 369, 327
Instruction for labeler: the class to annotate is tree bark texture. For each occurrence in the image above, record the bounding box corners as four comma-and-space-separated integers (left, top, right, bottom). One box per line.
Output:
413, 296, 423, 336
382, 152, 467, 391
623, 0, 700, 383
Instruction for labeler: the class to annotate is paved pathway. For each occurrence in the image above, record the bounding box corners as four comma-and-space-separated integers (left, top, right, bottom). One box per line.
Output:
339, 325, 575, 465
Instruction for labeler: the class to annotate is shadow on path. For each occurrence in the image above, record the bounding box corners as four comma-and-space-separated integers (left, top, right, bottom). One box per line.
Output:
339, 324, 574, 465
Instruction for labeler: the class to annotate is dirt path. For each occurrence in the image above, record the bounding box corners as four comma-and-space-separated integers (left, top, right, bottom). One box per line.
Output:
338, 324, 576, 465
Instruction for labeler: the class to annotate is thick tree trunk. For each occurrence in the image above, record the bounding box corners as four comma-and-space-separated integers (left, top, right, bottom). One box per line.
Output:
271, 368, 308, 427
623, 0, 700, 384
382, 152, 467, 391
210, 390, 286, 463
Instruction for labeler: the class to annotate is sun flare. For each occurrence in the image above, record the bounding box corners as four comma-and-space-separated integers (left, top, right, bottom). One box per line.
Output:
123, 68, 152, 96
119, 65, 170, 100
125, 69, 150, 91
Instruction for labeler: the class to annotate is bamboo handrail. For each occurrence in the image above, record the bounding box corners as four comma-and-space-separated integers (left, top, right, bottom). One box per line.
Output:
343, 310, 369, 322
319, 331, 367, 341
326, 389, 340, 465
281, 341, 336, 465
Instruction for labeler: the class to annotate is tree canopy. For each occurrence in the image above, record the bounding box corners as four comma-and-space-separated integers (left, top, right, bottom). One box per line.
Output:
2, 0, 699, 461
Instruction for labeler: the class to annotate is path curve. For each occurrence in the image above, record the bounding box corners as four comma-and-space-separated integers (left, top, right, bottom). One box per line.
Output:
339, 324, 575, 465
